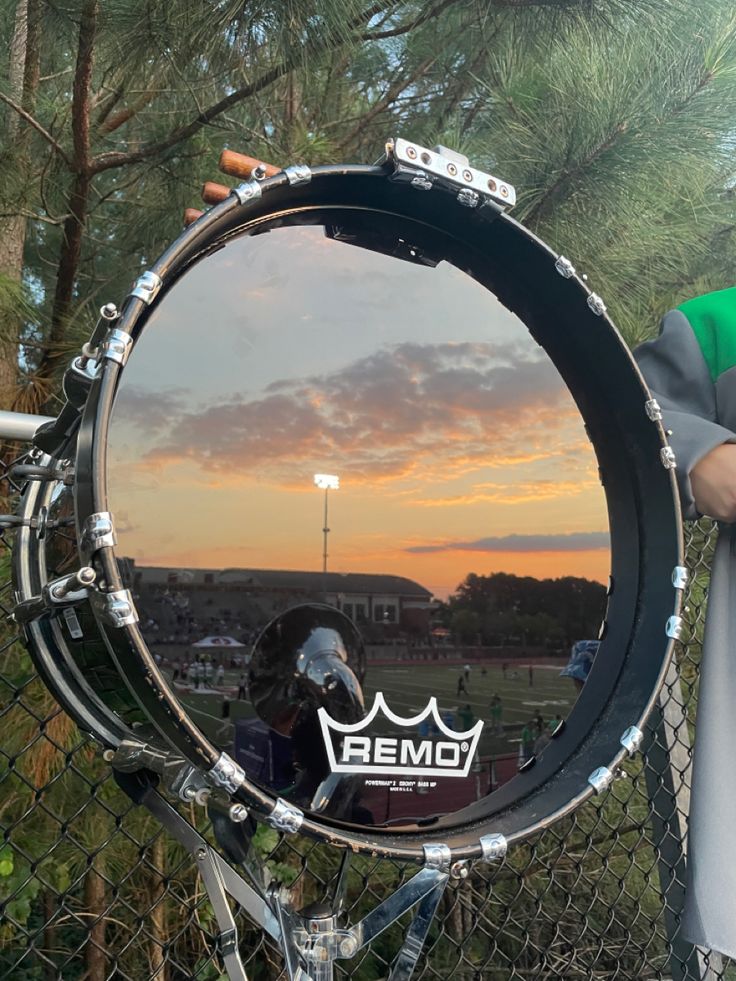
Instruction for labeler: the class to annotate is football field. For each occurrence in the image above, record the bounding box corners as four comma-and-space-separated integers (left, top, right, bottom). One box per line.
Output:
174, 658, 577, 759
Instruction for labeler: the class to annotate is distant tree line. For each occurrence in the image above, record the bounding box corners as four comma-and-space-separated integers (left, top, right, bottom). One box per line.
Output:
438, 571, 606, 649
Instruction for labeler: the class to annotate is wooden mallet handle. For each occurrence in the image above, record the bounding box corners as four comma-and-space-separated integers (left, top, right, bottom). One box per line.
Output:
201, 181, 231, 205
219, 149, 280, 180
184, 208, 203, 226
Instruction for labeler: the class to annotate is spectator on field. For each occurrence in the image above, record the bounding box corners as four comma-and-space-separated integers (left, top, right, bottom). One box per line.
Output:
457, 704, 475, 730
490, 694, 503, 735
520, 720, 536, 763
237, 674, 247, 700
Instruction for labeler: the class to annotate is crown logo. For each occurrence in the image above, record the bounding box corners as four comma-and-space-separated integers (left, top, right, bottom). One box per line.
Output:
318, 692, 483, 778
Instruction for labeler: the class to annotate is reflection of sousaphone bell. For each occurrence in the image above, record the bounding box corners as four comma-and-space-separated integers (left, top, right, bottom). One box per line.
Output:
248, 604, 366, 813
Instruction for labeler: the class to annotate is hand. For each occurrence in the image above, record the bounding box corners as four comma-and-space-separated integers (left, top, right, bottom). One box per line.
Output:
690, 442, 736, 521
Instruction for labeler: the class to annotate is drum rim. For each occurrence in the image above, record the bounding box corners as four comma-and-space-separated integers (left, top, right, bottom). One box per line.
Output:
65, 163, 682, 860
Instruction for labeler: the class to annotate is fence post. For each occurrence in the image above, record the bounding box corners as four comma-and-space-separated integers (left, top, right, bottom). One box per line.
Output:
644, 661, 722, 981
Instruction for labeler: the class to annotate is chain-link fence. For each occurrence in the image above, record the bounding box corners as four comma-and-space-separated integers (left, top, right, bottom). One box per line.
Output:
0, 447, 731, 981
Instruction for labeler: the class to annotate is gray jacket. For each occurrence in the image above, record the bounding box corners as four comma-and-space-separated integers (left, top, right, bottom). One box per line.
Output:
636, 306, 736, 958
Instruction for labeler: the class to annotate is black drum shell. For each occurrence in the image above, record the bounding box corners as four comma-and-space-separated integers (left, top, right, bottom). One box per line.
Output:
14, 163, 681, 861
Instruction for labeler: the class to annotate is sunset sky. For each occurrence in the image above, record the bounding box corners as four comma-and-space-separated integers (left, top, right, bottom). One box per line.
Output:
108, 221, 610, 599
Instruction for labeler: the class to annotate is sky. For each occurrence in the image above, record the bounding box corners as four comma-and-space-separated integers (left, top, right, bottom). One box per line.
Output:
108, 220, 610, 599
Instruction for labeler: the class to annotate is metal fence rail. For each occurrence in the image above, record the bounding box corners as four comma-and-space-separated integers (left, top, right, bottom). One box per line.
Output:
0, 449, 730, 980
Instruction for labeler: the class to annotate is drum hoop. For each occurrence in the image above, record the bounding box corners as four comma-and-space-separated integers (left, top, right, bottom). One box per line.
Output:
67, 164, 682, 860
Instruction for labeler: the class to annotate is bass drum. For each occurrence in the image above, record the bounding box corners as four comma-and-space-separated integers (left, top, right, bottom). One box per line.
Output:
15, 146, 682, 861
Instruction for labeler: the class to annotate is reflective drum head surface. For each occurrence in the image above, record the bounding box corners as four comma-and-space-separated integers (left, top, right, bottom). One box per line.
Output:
107, 212, 612, 829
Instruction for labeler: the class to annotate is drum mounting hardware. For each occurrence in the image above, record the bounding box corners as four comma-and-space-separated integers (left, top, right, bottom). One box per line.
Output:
660, 446, 677, 469
479, 833, 508, 862
13, 567, 96, 624
283, 163, 312, 186
89, 588, 139, 628
387, 137, 516, 207
81, 511, 117, 555
422, 843, 451, 870
210, 752, 246, 794
620, 725, 644, 756
233, 180, 262, 205
587, 293, 607, 316
645, 398, 663, 421
588, 766, 614, 794
268, 797, 304, 834
130, 270, 163, 305
555, 255, 576, 278
100, 328, 134, 367
666, 615, 684, 640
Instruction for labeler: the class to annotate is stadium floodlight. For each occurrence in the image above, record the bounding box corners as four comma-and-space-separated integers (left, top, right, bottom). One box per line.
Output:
314, 473, 340, 490
314, 473, 339, 572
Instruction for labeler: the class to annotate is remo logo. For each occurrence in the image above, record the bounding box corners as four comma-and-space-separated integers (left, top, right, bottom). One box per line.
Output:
318, 692, 484, 778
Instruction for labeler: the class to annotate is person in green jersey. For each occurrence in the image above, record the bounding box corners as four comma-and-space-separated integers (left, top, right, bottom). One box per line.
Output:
520, 720, 536, 763
636, 288, 736, 958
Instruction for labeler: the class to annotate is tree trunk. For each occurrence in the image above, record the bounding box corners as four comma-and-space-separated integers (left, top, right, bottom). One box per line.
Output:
0, 0, 40, 409
148, 834, 169, 981
84, 855, 107, 981
37, 0, 97, 388
42, 889, 57, 981
39, 170, 91, 383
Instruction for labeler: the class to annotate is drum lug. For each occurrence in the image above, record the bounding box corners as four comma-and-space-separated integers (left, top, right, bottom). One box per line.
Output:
210, 751, 247, 795
555, 255, 576, 278
620, 725, 644, 756
666, 615, 684, 640
588, 765, 614, 794
283, 164, 312, 186
422, 843, 451, 870
99, 327, 134, 367
81, 511, 117, 555
386, 137, 516, 207
89, 587, 139, 628
645, 397, 662, 421
268, 797, 304, 834
587, 292, 607, 316
660, 446, 677, 470
129, 270, 162, 305
479, 833, 508, 862
232, 180, 262, 205
456, 187, 480, 208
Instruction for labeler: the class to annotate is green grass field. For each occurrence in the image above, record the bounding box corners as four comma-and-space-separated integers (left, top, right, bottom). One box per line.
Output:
174, 658, 577, 759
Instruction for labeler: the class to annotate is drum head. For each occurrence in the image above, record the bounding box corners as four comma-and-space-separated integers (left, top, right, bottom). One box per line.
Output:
41, 165, 681, 859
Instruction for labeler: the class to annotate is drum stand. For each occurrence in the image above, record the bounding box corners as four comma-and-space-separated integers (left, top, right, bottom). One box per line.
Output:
113, 757, 475, 981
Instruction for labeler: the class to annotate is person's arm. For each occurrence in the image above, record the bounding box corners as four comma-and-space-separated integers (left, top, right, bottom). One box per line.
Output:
634, 309, 736, 520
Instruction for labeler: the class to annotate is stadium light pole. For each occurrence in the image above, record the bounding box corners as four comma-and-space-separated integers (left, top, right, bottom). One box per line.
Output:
314, 474, 339, 574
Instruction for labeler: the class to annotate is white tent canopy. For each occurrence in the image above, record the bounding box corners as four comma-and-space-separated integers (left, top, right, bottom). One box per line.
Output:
192, 636, 246, 648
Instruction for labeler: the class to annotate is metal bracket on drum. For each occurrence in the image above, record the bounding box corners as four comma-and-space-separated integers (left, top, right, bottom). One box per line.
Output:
13, 567, 96, 624
99, 328, 134, 367
89, 587, 138, 628
80, 511, 117, 555
386, 137, 516, 209
283, 164, 312, 186
107, 738, 216, 805
129, 270, 162, 305
232, 180, 262, 205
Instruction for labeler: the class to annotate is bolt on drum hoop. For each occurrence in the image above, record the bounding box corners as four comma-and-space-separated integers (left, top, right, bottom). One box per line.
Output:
13, 140, 682, 863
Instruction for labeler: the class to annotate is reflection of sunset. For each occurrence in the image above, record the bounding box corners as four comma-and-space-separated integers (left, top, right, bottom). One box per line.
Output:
108, 221, 610, 602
